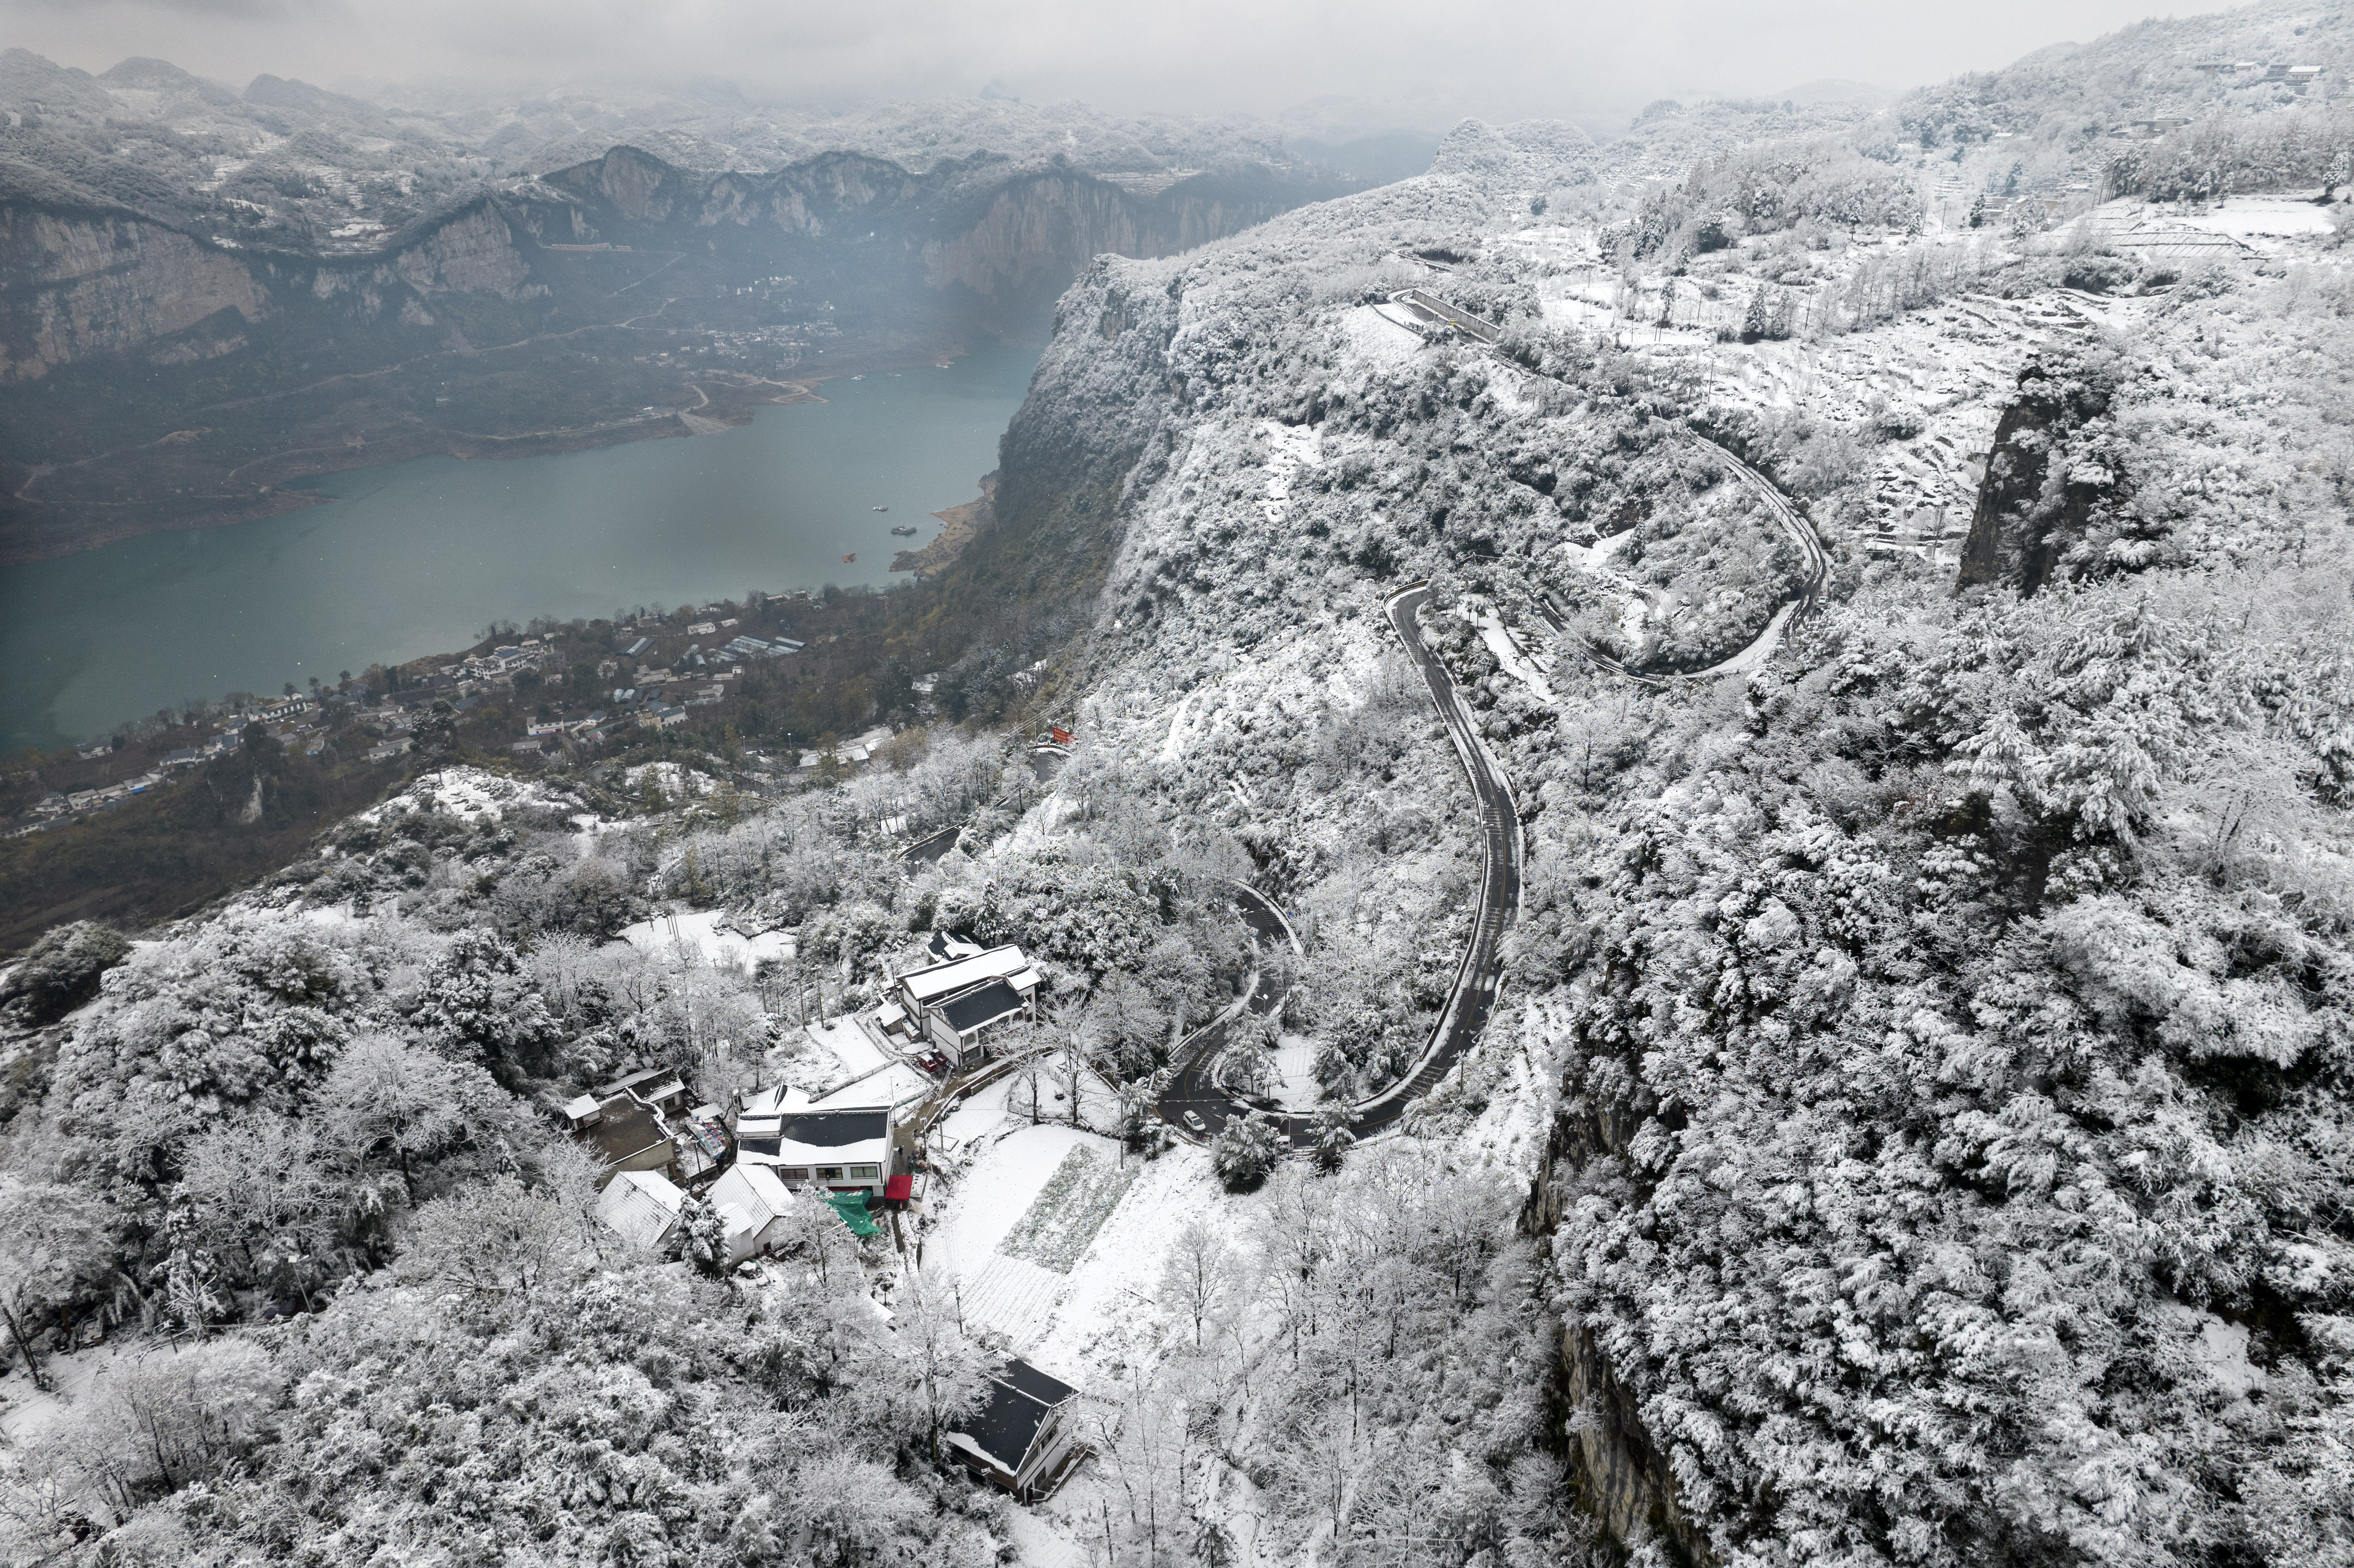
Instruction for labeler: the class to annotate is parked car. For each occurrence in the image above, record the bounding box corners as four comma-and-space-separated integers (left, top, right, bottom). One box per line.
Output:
1183, 1110, 1207, 1134
916, 1051, 947, 1074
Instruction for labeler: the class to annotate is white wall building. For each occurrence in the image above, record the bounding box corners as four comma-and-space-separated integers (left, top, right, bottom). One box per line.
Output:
709, 1163, 797, 1266
734, 1087, 897, 1198
597, 1169, 686, 1251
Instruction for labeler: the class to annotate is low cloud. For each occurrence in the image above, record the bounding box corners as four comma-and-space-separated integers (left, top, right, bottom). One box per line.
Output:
2, 0, 2192, 127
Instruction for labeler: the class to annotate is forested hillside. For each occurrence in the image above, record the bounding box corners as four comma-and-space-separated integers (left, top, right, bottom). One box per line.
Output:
946, 36, 2354, 1559
7, 4, 2354, 1564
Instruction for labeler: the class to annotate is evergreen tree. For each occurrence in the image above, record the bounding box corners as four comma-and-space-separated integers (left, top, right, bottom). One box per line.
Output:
675, 1192, 729, 1278
413, 699, 458, 759
1210, 1110, 1284, 1192
1308, 1103, 1359, 1173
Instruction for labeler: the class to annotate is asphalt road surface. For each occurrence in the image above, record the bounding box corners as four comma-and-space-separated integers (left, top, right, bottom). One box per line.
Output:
1158, 584, 1523, 1148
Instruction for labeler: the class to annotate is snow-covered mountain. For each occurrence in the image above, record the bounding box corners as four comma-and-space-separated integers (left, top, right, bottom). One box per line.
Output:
6, 3, 2354, 1563
0, 54, 1377, 561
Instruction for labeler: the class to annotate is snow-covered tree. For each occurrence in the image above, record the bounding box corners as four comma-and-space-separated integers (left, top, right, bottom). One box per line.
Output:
1209, 1110, 1284, 1192
0, 1176, 114, 1390
1308, 1103, 1359, 1173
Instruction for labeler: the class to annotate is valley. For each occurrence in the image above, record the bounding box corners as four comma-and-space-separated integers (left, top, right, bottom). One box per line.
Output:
6, 6, 2354, 1567
0, 60, 1381, 563
0, 342, 1038, 755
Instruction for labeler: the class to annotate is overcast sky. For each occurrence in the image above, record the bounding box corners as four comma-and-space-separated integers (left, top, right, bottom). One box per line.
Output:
2, 0, 2220, 127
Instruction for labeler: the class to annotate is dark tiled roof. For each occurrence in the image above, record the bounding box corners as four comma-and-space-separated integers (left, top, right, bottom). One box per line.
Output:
775, 1110, 889, 1147
938, 978, 1024, 1035
584, 1098, 666, 1166
954, 1357, 1077, 1472
1000, 1358, 1077, 1407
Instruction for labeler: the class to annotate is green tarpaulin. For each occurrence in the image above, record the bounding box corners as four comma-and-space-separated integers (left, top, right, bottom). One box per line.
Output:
825, 1192, 881, 1237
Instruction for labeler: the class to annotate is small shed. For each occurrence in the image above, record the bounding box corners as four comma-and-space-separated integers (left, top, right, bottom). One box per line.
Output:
709, 1164, 797, 1266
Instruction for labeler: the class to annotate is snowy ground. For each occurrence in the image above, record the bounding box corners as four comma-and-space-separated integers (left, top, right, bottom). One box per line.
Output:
1267, 1030, 1323, 1111
0, 1341, 126, 1447
352, 765, 574, 827
1256, 418, 1320, 529
1338, 302, 1427, 371
1463, 597, 1556, 700
617, 908, 794, 973
923, 1122, 1132, 1353
2171, 192, 2342, 244
934, 1076, 1023, 1151
800, 1015, 900, 1093
623, 761, 721, 798
816, 1056, 932, 1108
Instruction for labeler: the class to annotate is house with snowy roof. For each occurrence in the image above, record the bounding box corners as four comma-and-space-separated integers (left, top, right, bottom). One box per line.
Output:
597, 1169, 686, 1251
890, 943, 1039, 1067
709, 1163, 797, 1266
947, 1358, 1083, 1500
732, 1087, 898, 1198
563, 1068, 699, 1185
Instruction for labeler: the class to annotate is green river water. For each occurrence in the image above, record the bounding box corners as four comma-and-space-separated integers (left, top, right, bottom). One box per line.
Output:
0, 344, 1040, 754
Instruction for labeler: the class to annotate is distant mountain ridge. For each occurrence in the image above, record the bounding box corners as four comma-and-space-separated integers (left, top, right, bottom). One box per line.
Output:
0, 47, 1376, 247
0, 59, 1374, 561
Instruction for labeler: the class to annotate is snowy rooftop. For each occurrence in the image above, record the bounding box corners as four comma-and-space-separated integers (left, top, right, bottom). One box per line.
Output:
597, 1170, 685, 1251
897, 944, 1038, 1006
736, 1102, 894, 1170
710, 1164, 795, 1254
948, 1357, 1077, 1474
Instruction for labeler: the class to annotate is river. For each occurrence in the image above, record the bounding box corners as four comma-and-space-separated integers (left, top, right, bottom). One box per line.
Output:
0, 344, 1041, 754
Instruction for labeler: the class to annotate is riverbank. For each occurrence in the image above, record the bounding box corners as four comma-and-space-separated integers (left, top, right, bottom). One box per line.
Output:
0, 339, 980, 568
892, 474, 999, 576
0, 343, 1043, 755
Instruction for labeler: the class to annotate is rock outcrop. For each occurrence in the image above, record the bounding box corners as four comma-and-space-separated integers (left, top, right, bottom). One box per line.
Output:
0, 207, 274, 382
1955, 346, 2139, 595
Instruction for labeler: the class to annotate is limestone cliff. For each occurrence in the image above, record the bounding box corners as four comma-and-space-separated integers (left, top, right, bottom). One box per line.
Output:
0, 206, 273, 382
1524, 1111, 1712, 1565
1954, 347, 2142, 596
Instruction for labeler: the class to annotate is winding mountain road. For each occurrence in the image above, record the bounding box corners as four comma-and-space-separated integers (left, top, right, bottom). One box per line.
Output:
1158, 584, 1523, 1148
1534, 440, 1829, 683
1155, 433, 1822, 1152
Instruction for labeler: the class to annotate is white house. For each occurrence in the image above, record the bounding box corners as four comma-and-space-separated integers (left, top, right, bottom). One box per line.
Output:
891, 944, 1040, 1066
597, 1169, 686, 1252
925, 978, 1030, 1064
733, 1088, 897, 1198
709, 1163, 797, 1266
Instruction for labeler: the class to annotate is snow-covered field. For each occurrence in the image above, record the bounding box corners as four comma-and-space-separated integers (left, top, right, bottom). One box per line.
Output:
351, 765, 575, 827
617, 908, 794, 972
925, 1122, 1133, 1351
997, 1147, 1141, 1272
800, 1015, 899, 1090
1267, 1030, 1322, 1110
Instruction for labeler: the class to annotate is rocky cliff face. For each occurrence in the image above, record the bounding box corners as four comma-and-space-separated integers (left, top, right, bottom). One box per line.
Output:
922, 168, 1332, 322
1954, 347, 2137, 595
1526, 1110, 1712, 1565
0, 207, 274, 382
